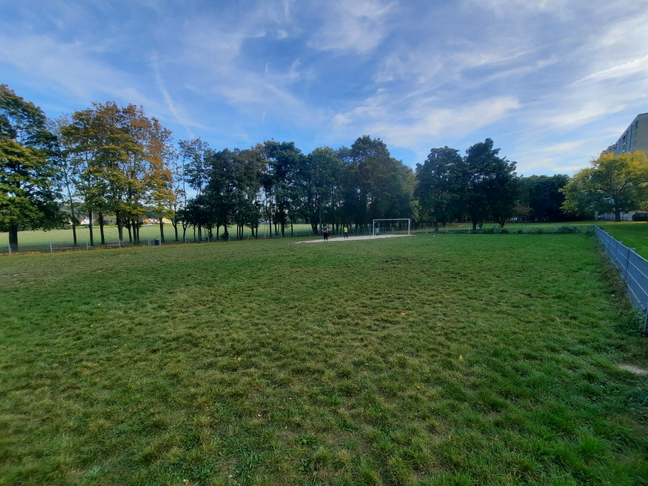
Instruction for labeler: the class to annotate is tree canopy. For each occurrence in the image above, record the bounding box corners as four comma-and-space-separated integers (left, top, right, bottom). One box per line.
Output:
4, 83, 625, 251
415, 139, 519, 230
0, 85, 62, 250
562, 151, 648, 222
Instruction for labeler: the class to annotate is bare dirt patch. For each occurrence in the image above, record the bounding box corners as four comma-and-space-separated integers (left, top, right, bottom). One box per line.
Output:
617, 364, 648, 375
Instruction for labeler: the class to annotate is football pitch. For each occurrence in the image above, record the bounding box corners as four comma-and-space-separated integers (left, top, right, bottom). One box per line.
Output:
1, 234, 647, 485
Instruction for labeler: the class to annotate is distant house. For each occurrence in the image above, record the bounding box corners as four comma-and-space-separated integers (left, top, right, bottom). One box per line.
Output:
161, 217, 173, 224
78, 217, 96, 226
595, 211, 636, 222
142, 218, 158, 225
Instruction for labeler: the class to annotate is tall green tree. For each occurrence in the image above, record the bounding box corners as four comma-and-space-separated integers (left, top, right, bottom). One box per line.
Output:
415, 146, 463, 231
263, 141, 303, 237
51, 115, 81, 246
518, 174, 570, 222
346, 136, 413, 229
0, 85, 62, 251
301, 147, 342, 234
464, 138, 519, 229
145, 118, 175, 243
562, 151, 648, 221
179, 138, 209, 240
62, 103, 129, 244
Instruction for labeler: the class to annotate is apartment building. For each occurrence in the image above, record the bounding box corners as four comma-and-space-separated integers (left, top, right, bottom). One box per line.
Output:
604, 113, 648, 156
597, 113, 648, 221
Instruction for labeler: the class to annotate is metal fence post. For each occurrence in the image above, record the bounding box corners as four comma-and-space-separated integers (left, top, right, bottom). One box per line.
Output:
624, 247, 632, 282
49, 242, 53, 253
8, 244, 11, 255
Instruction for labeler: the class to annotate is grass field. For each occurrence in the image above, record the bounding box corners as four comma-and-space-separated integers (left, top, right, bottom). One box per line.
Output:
598, 223, 648, 258
5, 221, 648, 252
1, 234, 648, 485
0, 224, 317, 248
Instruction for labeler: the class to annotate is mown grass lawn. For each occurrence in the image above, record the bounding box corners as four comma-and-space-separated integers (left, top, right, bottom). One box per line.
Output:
598, 223, 648, 259
1, 234, 647, 485
0, 223, 316, 249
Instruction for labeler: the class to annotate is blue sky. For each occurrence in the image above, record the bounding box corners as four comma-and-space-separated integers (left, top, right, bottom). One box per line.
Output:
1, 0, 647, 175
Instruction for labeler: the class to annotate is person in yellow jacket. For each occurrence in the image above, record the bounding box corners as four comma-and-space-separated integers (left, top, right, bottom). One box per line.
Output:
343, 225, 349, 239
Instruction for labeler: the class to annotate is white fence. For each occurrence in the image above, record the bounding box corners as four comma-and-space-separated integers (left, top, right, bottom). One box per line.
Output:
595, 225, 648, 333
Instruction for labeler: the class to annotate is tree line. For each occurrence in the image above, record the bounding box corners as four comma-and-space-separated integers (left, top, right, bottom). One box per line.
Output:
2, 85, 648, 251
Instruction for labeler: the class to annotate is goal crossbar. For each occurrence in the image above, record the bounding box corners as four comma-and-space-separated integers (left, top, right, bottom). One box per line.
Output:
372, 218, 411, 236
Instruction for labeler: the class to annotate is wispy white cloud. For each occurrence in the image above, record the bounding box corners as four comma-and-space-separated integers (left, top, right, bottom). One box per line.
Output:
0, 32, 155, 107
150, 54, 199, 138
332, 91, 519, 149
571, 55, 648, 84
308, 0, 395, 53
464, 0, 571, 17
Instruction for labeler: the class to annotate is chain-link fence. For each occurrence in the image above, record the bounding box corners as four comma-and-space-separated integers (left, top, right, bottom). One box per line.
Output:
595, 225, 648, 333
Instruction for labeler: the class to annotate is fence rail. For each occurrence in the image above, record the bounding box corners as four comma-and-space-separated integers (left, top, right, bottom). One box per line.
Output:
595, 225, 648, 333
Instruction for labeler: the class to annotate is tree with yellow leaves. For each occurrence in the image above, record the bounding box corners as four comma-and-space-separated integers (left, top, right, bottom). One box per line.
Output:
561, 151, 648, 222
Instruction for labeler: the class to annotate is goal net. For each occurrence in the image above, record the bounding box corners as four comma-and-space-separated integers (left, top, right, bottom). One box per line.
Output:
372, 218, 411, 236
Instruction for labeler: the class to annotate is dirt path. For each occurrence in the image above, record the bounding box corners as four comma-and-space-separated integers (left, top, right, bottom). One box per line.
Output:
295, 234, 412, 244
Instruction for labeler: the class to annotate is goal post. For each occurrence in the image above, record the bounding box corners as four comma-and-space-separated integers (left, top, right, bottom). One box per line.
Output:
372, 218, 411, 236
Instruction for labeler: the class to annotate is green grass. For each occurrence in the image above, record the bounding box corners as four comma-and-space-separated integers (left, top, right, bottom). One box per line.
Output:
0, 224, 317, 249
597, 223, 648, 258
1, 234, 647, 485
6, 221, 645, 252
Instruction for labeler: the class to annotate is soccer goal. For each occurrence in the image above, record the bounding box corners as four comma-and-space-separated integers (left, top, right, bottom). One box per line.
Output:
372, 218, 411, 236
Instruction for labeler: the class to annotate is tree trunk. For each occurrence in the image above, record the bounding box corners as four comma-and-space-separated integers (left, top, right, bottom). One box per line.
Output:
117, 214, 123, 242
159, 218, 165, 243
318, 197, 323, 234
615, 208, 621, 222
64, 175, 77, 247
8, 224, 18, 252
472, 220, 477, 231
99, 213, 106, 244
71, 219, 78, 247
434, 220, 439, 233
88, 210, 94, 246
127, 223, 132, 243
173, 222, 179, 241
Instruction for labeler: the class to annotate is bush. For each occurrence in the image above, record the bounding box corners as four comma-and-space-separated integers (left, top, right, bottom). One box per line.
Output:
632, 213, 648, 221
556, 226, 579, 234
